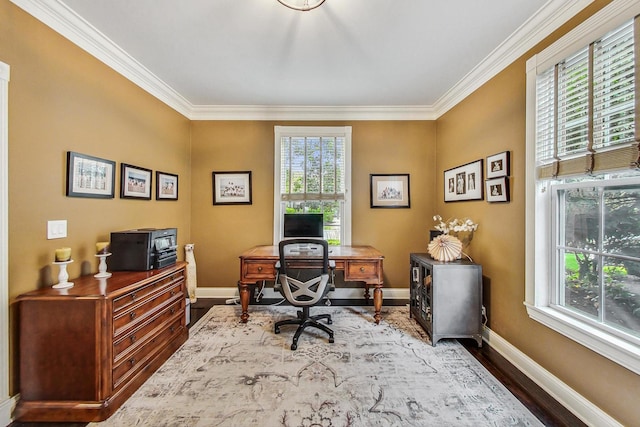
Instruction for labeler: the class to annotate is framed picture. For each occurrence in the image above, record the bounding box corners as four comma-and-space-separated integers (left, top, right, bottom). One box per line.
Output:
120, 163, 152, 200
486, 151, 510, 178
156, 171, 179, 201
486, 177, 510, 203
66, 151, 115, 198
370, 174, 410, 208
444, 159, 483, 202
212, 171, 252, 205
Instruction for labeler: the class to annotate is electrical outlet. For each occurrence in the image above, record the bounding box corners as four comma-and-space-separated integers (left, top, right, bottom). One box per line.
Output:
47, 220, 67, 239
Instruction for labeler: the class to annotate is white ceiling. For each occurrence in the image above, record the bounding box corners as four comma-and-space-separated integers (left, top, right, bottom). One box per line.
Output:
12, 0, 591, 119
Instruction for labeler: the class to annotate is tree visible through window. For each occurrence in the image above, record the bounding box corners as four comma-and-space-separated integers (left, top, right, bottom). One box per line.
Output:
557, 182, 640, 337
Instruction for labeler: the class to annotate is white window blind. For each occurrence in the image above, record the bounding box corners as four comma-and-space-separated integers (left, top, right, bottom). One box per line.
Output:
557, 47, 590, 158
280, 136, 345, 202
592, 23, 636, 150
536, 18, 639, 179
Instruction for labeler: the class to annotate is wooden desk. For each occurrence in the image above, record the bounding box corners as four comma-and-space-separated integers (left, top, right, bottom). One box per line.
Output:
239, 245, 384, 323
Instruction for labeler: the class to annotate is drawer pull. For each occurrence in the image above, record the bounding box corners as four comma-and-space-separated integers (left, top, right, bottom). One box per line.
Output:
130, 292, 136, 300
129, 357, 136, 365
170, 290, 176, 296
360, 267, 365, 272
170, 326, 176, 333
129, 334, 136, 343
129, 312, 136, 320
257, 266, 263, 272
170, 307, 176, 314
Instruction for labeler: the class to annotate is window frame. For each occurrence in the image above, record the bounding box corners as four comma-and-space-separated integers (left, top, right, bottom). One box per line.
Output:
525, 0, 640, 375
273, 126, 352, 245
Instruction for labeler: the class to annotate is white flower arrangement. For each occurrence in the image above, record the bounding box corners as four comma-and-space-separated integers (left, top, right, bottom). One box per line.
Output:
432, 215, 479, 234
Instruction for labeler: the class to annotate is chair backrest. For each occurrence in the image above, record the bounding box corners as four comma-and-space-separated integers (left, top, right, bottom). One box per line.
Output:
277, 239, 330, 306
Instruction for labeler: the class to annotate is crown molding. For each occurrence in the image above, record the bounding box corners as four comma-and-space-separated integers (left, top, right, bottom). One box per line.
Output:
11, 0, 592, 121
189, 104, 437, 121
9, 0, 193, 118
432, 0, 594, 117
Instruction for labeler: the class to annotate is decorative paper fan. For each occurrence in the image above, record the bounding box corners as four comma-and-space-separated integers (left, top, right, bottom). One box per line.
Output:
428, 234, 462, 262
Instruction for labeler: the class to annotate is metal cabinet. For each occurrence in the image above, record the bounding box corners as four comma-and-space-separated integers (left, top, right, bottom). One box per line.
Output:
409, 253, 483, 347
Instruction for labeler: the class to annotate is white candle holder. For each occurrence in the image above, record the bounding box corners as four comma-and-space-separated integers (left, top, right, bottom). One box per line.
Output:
52, 259, 74, 289
94, 253, 112, 278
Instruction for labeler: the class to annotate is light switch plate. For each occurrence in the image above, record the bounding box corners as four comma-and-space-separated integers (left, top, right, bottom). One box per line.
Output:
47, 220, 67, 239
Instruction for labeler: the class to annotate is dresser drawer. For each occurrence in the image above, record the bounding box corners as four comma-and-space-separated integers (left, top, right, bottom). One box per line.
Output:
243, 260, 276, 280
112, 317, 184, 389
113, 282, 184, 337
113, 297, 184, 361
345, 261, 379, 281
113, 271, 184, 314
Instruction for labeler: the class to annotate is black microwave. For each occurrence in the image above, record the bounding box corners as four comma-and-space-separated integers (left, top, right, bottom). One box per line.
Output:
109, 228, 177, 271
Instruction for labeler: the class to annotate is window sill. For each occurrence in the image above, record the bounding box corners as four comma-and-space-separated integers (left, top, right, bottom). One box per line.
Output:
525, 303, 640, 375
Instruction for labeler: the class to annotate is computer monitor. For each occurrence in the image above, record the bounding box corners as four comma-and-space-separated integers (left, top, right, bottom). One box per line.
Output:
283, 213, 324, 239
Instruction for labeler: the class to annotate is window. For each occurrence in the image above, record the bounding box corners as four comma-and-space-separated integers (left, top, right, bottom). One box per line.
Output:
273, 126, 352, 245
526, 1, 640, 374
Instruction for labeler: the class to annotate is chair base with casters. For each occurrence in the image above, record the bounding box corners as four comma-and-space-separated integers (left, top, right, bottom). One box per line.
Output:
274, 305, 334, 350
273, 238, 335, 350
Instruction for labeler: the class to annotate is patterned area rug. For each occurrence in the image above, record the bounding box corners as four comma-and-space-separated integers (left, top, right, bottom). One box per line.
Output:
93, 305, 543, 427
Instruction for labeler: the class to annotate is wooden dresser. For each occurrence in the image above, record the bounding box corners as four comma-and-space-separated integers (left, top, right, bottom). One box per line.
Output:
14, 262, 188, 422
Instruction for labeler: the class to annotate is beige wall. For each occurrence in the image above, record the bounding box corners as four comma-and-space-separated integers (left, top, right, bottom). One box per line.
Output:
190, 120, 436, 290
3, 0, 640, 424
2, 1, 192, 393
435, 1, 639, 424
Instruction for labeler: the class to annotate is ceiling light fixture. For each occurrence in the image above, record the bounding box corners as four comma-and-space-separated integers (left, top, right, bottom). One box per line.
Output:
277, 0, 326, 11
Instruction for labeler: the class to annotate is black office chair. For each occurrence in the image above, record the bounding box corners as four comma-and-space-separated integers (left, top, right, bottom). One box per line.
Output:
274, 238, 335, 350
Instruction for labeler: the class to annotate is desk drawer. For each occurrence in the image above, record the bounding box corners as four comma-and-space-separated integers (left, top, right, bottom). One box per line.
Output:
243, 261, 276, 280
345, 261, 379, 281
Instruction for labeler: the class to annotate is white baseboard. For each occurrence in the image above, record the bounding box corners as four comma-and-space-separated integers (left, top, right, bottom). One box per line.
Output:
482, 327, 622, 427
195, 286, 410, 301
0, 395, 17, 426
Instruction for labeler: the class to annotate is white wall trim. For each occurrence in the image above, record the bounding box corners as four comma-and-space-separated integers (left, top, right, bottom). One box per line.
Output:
189, 104, 438, 121
196, 286, 409, 301
0, 395, 17, 427
483, 327, 623, 427
0, 60, 11, 427
10, 0, 591, 121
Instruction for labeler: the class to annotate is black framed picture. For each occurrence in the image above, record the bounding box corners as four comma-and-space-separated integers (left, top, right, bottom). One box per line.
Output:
444, 159, 483, 202
486, 151, 510, 178
156, 171, 178, 201
120, 163, 152, 200
66, 151, 115, 199
370, 174, 410, 208
212, 171, 252, 205
486, 177, 510, 203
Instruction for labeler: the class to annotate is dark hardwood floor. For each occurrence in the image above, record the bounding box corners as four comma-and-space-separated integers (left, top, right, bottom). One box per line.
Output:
10, 299, 586, 427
